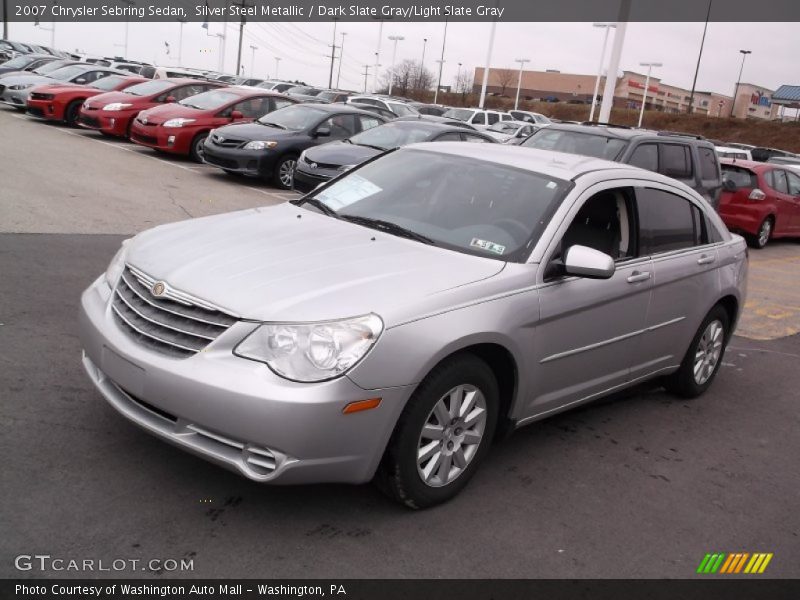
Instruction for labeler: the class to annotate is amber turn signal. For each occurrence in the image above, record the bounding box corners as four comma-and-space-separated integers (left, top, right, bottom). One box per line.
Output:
342, 398, 382, 414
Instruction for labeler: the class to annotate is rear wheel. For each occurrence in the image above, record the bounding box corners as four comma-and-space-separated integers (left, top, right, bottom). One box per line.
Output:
375, 354, 499, 509
189, 132, 209, 163
64, 99, 83, 126
663, 305, 729, 398
273, 155, 298, 189
747, 217, 773, 249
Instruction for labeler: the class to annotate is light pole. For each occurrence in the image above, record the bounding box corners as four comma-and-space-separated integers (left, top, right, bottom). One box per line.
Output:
589, 23, 615, 122
637, 61, 662, 128
202, 21, 225, 72
418, 37, 427, 89
34, 20, 55, 48
387, 35, 404, 96
598, 0, 631, 124
120, 1, 135, 57
433, 20, 448, 104
249, 45, 257, 77
732, 49, 752, 118
687, 0, 713, 114
274, 56, 281, 79
373, 19, 384, 93
478, 21, 498, 109
327, 19, 338, 88
335, 32, 347, 89
513, 58, 530, 110
176, 18, 186, 67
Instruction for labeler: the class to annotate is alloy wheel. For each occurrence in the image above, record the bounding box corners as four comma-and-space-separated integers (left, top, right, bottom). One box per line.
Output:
693, 319, 724, 385
758, 219, 772, 247
279, 159, 296, 188
416, 384, 487, 488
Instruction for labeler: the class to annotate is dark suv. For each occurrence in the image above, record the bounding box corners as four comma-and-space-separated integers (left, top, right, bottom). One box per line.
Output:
521, 123, 723, 208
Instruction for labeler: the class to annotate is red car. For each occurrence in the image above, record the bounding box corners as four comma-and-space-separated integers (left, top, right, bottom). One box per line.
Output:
26, 75, 147, 126
719, 158, 800, 248
77, 78, 224, 139
129, 87, 298, 162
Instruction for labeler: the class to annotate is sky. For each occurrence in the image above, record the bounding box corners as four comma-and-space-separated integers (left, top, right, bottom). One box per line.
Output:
7, 20, 799, 99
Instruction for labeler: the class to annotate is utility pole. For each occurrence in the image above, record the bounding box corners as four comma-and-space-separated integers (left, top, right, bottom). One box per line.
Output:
362, 64, 371, 93
327, 19, 338, 88
249, 45, 257, 77
119, 1, 135, 57
732, 49, 752, 118
598, 0, 631, 124
372, 19, 384, 92
687, 0, 713, 114
2, 0, 8, 40
232, 0, 253, 77
177, 18, 186, 67
589, 23, 615, 122
433, 20, 448, 104
513, 58, 530, 110
387, 35, 404, 95
335, 32, 347, 89
637, 61, 662, 128
418, 37, 427, 89
274, 56, 281, 79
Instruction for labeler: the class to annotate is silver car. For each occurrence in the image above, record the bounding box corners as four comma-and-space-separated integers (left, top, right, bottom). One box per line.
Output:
79, 144, 748, 508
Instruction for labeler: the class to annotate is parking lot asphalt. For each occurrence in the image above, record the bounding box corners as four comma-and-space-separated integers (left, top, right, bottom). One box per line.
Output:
1, 107, 799, 579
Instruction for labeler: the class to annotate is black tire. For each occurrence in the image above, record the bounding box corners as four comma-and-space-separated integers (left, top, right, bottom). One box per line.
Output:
375, 354, 499, 509
64, 99, 83, 126
746, 217, 773, 249
272, 154, 298, 190
663, 305, 730, 399
189, 132, 209, 163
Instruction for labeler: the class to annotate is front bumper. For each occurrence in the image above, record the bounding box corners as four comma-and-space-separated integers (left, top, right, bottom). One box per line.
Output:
79, 275, 411, 484
26, 98, 63, 121
0, 86, 29, 107
129, 121, 194, 155
202, 142, 274, 176
292, 165, 336, 193
78, 108, 135, 136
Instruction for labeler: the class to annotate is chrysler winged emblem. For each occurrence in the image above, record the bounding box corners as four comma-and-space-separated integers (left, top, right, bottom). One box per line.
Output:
151, 281, 166, 297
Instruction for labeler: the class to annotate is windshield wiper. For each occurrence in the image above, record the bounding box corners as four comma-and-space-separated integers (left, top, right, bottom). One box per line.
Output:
354, 143, 388, 151
259, 121, 286, 129
296, 197, 338, 217
339, 215, 435, 245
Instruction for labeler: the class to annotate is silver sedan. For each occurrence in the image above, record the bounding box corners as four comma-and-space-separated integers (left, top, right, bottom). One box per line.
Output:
79, 144, 747, 508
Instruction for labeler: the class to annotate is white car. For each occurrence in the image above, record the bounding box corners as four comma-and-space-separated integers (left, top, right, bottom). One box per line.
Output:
508, 109, 553, 126
483, 120, 538, 144
441, 107, 513, 129
347, 95, 418, 117
715, 146, 752, 161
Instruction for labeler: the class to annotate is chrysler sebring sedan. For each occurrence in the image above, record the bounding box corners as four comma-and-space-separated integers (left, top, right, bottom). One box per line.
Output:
79, 145, 747, 508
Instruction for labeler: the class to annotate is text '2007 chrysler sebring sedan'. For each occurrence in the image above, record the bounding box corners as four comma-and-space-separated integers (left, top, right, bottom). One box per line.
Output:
79, 144, 748, 508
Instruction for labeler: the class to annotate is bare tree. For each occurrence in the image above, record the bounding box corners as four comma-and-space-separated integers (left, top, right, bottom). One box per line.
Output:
493, 68, 516, 96
380, 59, 434, 96
455, 69, 474, 101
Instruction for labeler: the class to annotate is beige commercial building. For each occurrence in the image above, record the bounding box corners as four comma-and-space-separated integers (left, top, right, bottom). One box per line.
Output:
473, 67, 776, 121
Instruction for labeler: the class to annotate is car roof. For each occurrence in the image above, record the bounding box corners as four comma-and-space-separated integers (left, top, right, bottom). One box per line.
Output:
720, 158, 770, 170
376, 120, 477, 132
162, 77, 219, 85
541, 122, 715, 145
715, 146, 750, 153
299, 102, 381, 116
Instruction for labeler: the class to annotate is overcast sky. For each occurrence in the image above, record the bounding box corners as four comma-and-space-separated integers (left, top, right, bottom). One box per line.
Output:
8, 20, 798, 96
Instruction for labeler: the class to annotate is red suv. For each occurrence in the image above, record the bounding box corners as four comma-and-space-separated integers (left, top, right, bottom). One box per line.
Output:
719, 158, 800, 248
129, 87, 297, 162
77, 78, 224, 138
26, 75, 147, 126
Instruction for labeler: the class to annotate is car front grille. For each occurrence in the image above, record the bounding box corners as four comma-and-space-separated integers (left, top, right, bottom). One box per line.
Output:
131, 132, 157, 145
26, 107, 45, 118
210, 133, 246, 148
203, 153, 240, 170
79, 115, 100, 127
111, 266, 238, 358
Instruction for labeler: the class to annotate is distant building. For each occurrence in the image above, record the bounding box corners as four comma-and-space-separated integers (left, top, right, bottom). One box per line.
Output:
731, 83, 780, 120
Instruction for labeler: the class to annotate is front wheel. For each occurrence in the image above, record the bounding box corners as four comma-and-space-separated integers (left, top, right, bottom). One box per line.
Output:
273, 155, 297, 190
375, 354, 499, 509
64, 99, 83, 126
189, 132, 209, 163
747, 217, 773, 249
663, 305, 730, 398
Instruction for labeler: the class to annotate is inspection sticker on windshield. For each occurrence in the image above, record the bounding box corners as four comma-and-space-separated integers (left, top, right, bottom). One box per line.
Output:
317, 174, 382, 210
470, 238, 506, 255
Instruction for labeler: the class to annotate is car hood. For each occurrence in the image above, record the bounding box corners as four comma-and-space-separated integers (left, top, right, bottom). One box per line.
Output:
213, 121, 301, 141
126, 202, 505, 324
30, 82, 85, 94
137, 103, 207, 124
0, 73, 52, 86
303, 141, 381, 166
484, 131, 513, 141
83, 90, 142, 109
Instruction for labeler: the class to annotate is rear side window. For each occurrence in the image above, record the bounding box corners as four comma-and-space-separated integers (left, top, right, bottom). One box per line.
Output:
722, 166, 757, 188
698, 147, 719, 180
637, 188, 706, 254
770, 170, 789, 194
487, 113, 500, 125
660, 144, 693, 179
786, 171, 800, 195
472, 113, 486, 125
629, 143, 658, 171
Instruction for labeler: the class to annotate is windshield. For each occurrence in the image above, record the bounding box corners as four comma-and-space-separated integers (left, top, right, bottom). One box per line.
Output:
2, 55, 37, 68
257, 104, 326, 130
178, 89, 237, 109
442, 108, 476, 122
301, 148, 570, 261
91, 75, 127, 91
488, 122, 519, 133
33, 60, 72, 75
522, 129, 627, 160
390, 103, 417, 116
48, 65, 88, 81
123, 79, 175, 96
287, 86, 313, 95
317, 91, 342, 102
350, 123, 439, 150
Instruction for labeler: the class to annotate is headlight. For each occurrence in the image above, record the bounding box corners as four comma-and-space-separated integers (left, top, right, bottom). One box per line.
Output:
235, 314, 383, 382
104, 241, 130, 288
243, 140, 278, 150
163, 118, 196, 128
10, 83, 33, 90
102, 102, 133, 111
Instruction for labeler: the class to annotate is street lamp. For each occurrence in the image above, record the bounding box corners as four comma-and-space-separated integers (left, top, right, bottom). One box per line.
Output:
249, 45, 257, 77
433, 20, 449, 104
513, 58, 530, 110
732, 49, 752, 118
335, 32, 347, 89
387, 35, 404, 95
274, 56, 281, 79
637, 61, 662, 128
119, 1, 135, 57
418, 37, 428, 89
589, 23, 616, 122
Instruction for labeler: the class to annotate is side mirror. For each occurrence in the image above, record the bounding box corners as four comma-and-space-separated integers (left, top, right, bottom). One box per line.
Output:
315, 126, 331, 137
165, 96, 176, 103
563, 245, 615, 279
230, 110, 244, 120
722, 178, 738, 192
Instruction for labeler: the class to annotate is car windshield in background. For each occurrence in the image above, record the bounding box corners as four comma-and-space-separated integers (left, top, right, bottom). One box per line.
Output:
48, 65, 87, 81
257, 105, 326, 130
489, 122, 519, 133
287, 86, 314, 95
91, 75, 127, 91
302, 148, 570, 261
349, 123, 440, 150
178, 90, 237, 110
389, 103, 417, 116
522, 129, 627, 160
2, 55, 37, 68
123, 79, 175, 96
442, 108, 475, 122
317, 91, 341, 102
33, 61, 71, 75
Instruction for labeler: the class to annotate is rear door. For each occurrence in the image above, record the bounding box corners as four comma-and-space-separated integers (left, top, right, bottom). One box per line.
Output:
784, 170, 800, 230
764, 169, 796, 235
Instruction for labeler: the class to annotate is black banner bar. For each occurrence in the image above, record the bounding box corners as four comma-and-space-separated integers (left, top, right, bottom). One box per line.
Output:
3, 0, 800, 23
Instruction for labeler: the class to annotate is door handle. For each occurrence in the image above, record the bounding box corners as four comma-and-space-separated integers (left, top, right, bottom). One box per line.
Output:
697, 254, 716, 265
627, 271, 651, 283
